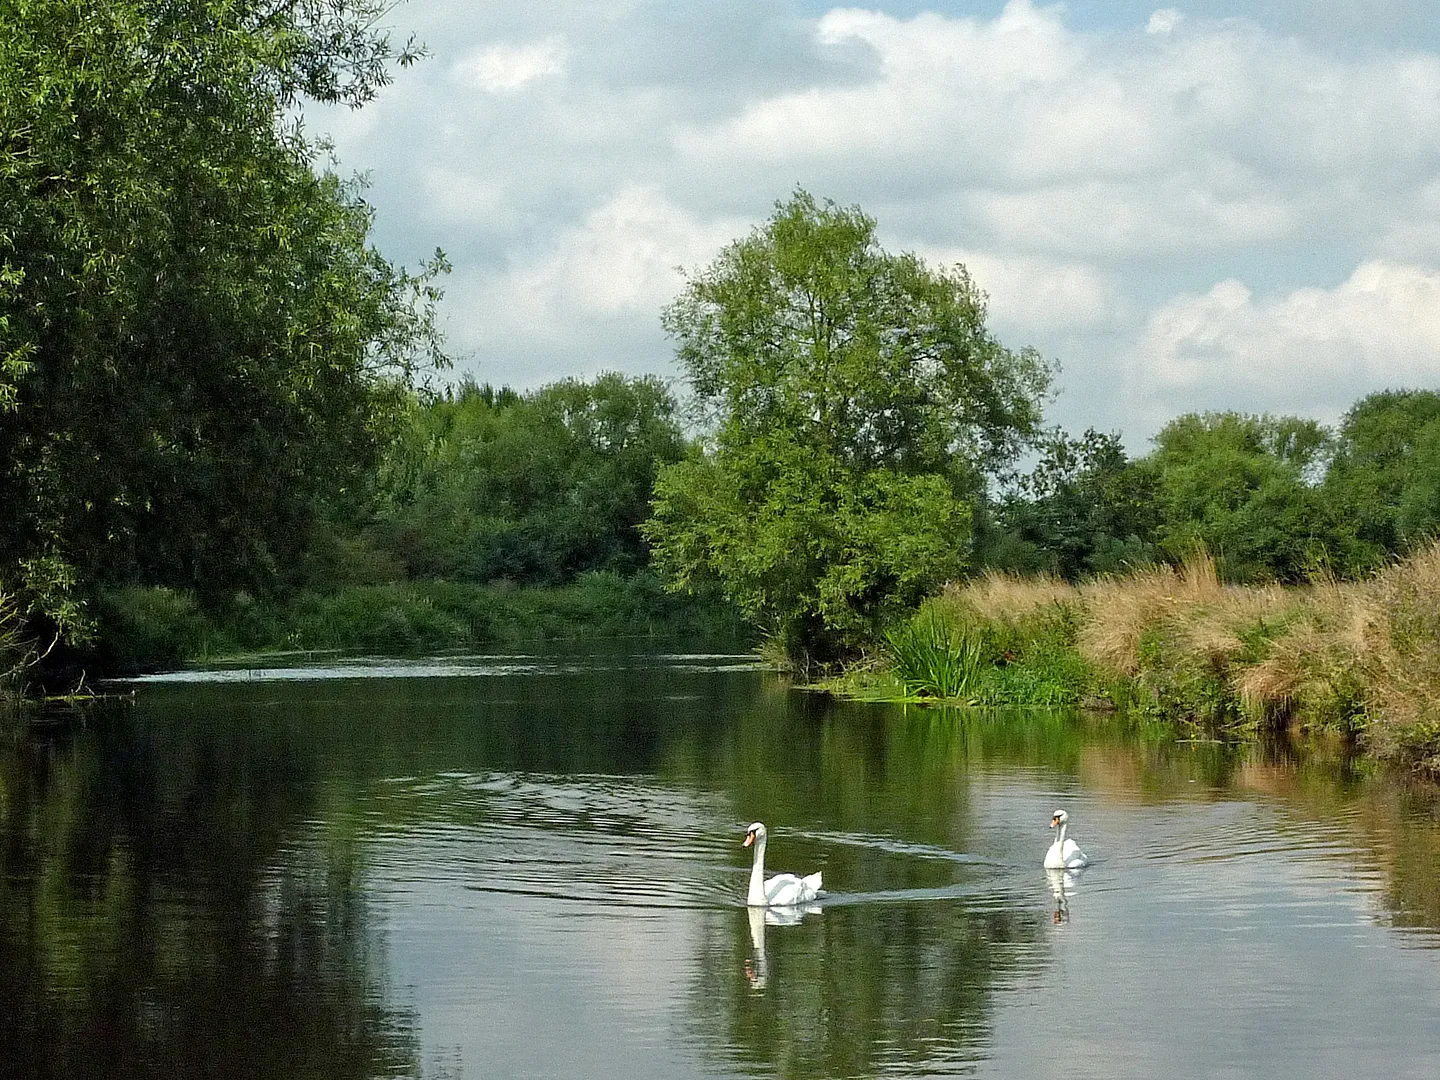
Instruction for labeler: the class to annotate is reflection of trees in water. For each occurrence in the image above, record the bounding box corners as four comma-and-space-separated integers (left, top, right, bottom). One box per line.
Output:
1034, 721, 1440, 941
0, 707, 417, 1080
8, 660, 1438, 1080
1004, 718, 1440, 945
696, 900, 1043, 1079
1225, 743, 1440, 940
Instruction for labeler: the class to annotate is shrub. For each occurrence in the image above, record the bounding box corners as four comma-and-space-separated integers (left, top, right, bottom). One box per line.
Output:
0, 588, 28, 697
96, 586, 218, 671
977, 640, 1092, 707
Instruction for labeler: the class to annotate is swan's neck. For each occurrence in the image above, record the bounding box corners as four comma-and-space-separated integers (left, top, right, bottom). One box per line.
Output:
748, 835, 768, 904
1057, 821, 1068, 848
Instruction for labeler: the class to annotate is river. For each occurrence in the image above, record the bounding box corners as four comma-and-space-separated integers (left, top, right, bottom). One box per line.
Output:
3, 649, 1440, 1078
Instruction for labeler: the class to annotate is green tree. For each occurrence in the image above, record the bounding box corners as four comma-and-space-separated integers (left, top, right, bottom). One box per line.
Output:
1148, 412, 1336, 582
644, 191, 1052, 663
375, 374, 687, 584
0, 0, 444, 640
1322, 389, 1440, 570
985, 428, 1158, 579
1396, 421, 1440, 544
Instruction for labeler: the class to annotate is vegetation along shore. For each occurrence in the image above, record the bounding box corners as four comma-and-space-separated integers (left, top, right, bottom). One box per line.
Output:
827, 546, 1440, 779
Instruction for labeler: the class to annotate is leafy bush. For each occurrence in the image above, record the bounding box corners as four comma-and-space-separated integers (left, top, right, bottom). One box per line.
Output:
0, 587, 30, 696
977, 640, 1092, 707
289, 586, 473, 652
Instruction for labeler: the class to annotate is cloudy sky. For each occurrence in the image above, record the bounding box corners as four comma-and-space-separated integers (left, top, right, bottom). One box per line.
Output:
312, 0, 1440, 448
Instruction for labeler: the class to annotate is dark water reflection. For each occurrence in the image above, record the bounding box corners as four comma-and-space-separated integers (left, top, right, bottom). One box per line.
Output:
0, 702, 416, 1079
2, 651, 1440, 1078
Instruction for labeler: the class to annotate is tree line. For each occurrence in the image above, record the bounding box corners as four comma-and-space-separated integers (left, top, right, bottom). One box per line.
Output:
983, 395, 1440, 586
1, 0, 1436, 680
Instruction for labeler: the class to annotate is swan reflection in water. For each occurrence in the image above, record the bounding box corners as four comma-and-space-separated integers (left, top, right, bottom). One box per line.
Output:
744, 902, 821, 990
1046, 867, 1082, 924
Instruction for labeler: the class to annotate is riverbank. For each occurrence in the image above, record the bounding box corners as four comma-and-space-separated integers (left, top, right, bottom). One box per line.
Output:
824, 544, 1440, 778
94, 571, 749, 673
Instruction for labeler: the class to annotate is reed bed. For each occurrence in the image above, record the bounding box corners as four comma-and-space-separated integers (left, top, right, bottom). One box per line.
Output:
866, 542, 1440, 776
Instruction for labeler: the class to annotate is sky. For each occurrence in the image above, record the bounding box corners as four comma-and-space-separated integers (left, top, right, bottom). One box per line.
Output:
311, 0, 1440, 450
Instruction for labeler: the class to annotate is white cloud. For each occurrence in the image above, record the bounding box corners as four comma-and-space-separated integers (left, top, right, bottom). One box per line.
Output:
915, 247, 1127, 334
676, 1, 1440, 257
1136, 260, 1440, 421
421, 169, 510, 226
1146, 9, 1184, 35
965, 178, 1299, 260
514, 185, 737, 317
452, 37, 569, 93
444, 187, 745, 382
1374, 179, 1440, 263
318, 1, 1440, 440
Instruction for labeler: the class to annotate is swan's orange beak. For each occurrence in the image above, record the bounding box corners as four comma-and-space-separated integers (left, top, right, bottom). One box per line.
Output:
743, 831, 755, 847
1050, 818, 1059, 829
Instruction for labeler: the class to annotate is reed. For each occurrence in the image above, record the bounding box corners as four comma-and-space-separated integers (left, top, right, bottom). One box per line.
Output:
885, 606, 987, 700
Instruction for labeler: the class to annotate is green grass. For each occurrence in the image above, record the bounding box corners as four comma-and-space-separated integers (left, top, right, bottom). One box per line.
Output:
867, 598, 1099, 708
975, 640, 1092, 707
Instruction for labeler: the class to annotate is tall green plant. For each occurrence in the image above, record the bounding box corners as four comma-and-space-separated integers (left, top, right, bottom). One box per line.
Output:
886, 610, 987, 700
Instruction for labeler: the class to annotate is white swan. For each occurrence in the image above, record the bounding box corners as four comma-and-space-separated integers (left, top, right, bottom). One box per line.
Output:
1044, 809, 1089, 870
743, 822, 823, 906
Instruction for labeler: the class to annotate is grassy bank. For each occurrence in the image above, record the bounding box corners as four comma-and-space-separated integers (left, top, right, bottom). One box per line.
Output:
829, 543, 1440, 777
95, 571, 749, 672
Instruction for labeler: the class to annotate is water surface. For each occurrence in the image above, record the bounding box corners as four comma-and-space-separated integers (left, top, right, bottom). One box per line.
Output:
4, 650, 1440, 1078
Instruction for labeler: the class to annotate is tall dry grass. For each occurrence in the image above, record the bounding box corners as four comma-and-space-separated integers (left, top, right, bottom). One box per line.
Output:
935, 543, 1440, 773
942, 570, 1076, 623
1359, 543, 1440, 771
1075, 553, 1231, 675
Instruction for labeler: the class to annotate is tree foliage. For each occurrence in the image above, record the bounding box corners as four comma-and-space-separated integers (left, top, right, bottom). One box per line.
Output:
983, 395, 1440, 588
0, 0, 445, 635
373, 374, 687, 585
1322, 390, 1440, 571
986, 428, 1158, 579
1146, 412, 1335, 582
645, 191, 1052, 662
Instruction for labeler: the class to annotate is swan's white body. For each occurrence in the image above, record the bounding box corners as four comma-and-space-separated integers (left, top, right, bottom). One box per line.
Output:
1044, 809, 1089, 870
743, 822, 823, 907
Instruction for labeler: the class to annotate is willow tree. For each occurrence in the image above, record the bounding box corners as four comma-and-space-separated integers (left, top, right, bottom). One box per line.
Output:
0, 0, 446, 643
644, 192, 1051, 663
